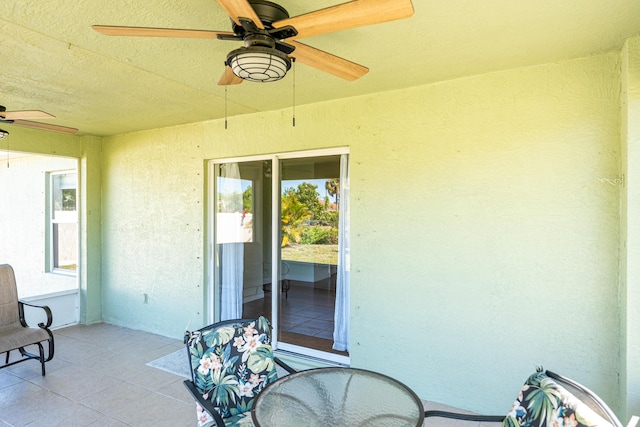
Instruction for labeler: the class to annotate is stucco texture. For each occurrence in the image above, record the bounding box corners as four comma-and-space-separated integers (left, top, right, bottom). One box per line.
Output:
350, 53, 621, 413
622, 35, 640, 419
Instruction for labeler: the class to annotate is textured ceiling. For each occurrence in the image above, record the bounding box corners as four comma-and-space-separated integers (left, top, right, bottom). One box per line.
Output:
1, 0, 639, 136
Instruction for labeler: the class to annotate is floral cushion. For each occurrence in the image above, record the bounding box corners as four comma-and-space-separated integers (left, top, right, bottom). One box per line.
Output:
196, 403, 255, 427
187, 317, 277, 426
503, 370, 614, 427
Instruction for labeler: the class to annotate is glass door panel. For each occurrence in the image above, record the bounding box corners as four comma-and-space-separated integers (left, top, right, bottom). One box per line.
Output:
214, 160, 270, 321
278, 155, 347, 356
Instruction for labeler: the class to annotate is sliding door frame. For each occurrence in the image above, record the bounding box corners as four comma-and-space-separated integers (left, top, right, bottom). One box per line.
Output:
208, 147, 349, 364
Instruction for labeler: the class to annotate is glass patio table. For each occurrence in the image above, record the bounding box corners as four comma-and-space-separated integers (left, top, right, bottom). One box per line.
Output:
251, 367, 425, 427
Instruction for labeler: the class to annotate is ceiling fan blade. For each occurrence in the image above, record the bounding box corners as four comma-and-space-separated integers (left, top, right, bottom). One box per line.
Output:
274, 0, 414, 40
218, 66, 244, 86
216, 0, 264, 29
0, 110, 55, 120
289, 41, 368, 81
92, 25, 233, 39
11, 120, 78, 134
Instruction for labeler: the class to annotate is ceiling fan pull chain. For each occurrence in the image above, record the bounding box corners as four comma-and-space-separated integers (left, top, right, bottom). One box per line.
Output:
292, 57, 296, 127
0, 128, 10, 168
225, 82, 228, 130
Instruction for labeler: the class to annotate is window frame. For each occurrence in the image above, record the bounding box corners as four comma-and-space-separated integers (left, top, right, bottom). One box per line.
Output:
47, 170, 78, 276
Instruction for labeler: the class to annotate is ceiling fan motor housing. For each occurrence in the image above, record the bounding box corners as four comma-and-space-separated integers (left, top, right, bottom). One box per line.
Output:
231, 0, 290, 34
244, 33, 275, 49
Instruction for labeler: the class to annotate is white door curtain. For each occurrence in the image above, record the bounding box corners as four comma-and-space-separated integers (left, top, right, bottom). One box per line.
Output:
333, 154, 350, 351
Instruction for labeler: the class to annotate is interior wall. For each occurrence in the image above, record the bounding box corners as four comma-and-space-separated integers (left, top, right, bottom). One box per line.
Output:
100, 51, 623, 414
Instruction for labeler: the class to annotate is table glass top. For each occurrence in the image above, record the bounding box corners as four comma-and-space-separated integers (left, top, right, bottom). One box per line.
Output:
252, 367, 424, 427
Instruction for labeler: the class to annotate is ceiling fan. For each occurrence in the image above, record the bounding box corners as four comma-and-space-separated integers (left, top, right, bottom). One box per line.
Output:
93, 0, 414, 84
0, 105, 78, 134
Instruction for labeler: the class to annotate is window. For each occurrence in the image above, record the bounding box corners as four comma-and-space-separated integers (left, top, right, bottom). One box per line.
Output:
49, 171, 78, 274
209, 149, 350, 364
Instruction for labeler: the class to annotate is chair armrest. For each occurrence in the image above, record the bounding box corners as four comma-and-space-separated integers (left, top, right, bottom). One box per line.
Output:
183, 380, 226, 427
424, 410, 505, 423
18, 301, 53, 329
275, 356, 296, 374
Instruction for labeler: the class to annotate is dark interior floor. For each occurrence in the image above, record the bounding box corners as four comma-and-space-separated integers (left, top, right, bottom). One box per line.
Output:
243, 281, 348, 357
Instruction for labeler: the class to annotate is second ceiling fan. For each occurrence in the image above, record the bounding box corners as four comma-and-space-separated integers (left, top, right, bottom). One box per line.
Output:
0, 105, 78, 134
93, 0, 414, 84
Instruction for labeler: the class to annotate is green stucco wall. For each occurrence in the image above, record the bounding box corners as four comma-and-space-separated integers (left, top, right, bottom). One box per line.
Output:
3, 39, 640, 418
621, 35, 640, 419
348, 52, 622, 414
100, 126, 206, 335
100, 52, 623, 414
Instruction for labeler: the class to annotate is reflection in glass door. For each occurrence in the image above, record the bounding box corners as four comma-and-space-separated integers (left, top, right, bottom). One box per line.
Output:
211, 150, 349, 363
213, 160, 269, 321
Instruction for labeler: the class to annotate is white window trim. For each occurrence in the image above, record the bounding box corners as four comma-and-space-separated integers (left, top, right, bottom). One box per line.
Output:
47, 170, 78, 276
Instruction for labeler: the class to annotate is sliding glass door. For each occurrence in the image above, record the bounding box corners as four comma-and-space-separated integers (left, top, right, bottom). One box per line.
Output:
210, 149, 349, 363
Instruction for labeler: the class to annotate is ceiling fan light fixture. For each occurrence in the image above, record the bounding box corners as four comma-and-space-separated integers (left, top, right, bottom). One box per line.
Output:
227, 45, 291, 82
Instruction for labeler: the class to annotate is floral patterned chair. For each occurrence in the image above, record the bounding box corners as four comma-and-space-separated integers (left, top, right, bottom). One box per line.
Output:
183, 316, 296, 427
424, 367, 638, 427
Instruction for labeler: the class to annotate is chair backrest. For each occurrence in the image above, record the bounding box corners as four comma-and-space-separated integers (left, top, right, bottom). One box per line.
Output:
546, 371, 623, 427
185, 316, 278, 420
0, 264, 20, 327
503, 368, 622, 427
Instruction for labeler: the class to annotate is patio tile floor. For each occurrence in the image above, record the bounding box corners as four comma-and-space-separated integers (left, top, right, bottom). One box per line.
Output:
0, 323, 192, 427
0, 323, 500, 426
